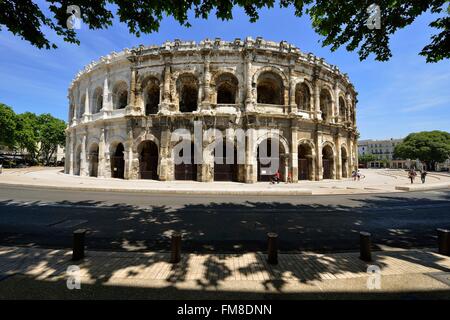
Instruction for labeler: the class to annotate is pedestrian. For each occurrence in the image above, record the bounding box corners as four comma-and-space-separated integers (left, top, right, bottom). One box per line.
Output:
356, 169, 361, 181
420, 170, 427, 184
408, 169, 417, 184
270, 170, 281, 184
351, 170, 357, 181
285, 171, 293, 184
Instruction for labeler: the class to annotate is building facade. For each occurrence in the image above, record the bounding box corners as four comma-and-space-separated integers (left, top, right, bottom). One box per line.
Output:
65, 38, 358, 182
358, 138, 403, 167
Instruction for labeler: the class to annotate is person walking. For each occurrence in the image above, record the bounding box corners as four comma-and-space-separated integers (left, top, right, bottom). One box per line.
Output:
420, 170, 427, 184
408, 168, 417, 184
270, 170, 281, 184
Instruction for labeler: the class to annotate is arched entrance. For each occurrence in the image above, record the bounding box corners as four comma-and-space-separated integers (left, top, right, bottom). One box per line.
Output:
74, 145, 81, 176
298, 143, 313, 180
322, 145, 334, 179
89, 143, 99, 177
256, 71, 284, 105
175, 143, 197, 181
111, 143, 125, 179
341, 147, 348, 178
214, 140, 238, 181
138, 140, 159, 180
257, 138, 286, 182
143, 77, 160, 115
177, 74, 199, 112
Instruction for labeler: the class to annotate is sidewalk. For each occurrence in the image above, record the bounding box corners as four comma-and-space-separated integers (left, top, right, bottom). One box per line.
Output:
0, 167, 449, 195
1, 245, 450, 299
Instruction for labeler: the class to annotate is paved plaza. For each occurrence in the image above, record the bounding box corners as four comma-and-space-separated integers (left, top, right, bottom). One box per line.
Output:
1, 167, 449, 195
1, 245, 450, 299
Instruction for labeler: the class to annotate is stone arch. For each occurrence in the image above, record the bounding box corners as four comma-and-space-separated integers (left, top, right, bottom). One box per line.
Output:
137, 140, 159, 180
322, 142, 335, 179
341, 144, 349, 178
140, 75, 161, 115
74, 144, 82, 176
133, 133, 160, 153
320, 88, 333, 122
298, 139, 315, 181
211, 138, 238, 181
88, 142, 99, 177
214, 72, 239, 104
174, 141, 198, 181
295, 82, 312, 111
176, 73, 199, 112
112, 80, 128, 110
256, 71, 285, 105
255, 132, 290, 156
110, 141, 125, 179
255, 132, 289, 182
252, 66, 288, 88
91, 87, 103, 114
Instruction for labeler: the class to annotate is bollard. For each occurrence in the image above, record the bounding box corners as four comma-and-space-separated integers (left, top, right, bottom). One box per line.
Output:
437, 228, 450, 256
267, 232, 278, 265
170, 232, 182, 263
72, 229, 87, 261
359, 231, 372, 262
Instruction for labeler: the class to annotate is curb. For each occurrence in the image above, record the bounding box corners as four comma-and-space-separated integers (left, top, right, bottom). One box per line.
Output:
0, 181, 313, 196
395, 183, 450, 192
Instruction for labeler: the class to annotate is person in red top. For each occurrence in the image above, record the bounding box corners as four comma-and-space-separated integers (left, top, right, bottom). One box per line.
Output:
271, 170, 281, 184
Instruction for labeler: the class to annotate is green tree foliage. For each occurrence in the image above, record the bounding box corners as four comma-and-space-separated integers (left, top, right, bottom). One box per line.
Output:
0, 104, 66, 165
0, 103, 17, 148
358, 153, 376, 164
0, 1, 448, 62
15, 112, 40, 161
394, 131, 450, 169
37, 113, 66, 165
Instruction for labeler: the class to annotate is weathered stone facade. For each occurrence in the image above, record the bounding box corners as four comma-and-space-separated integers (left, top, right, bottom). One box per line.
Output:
65, 37, 358, 183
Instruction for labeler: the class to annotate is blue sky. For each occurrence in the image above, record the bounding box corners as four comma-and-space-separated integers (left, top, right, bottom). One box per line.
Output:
0, 2, 449, 140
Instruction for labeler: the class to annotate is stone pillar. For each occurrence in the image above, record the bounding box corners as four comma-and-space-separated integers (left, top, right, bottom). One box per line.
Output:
129, 68, 137, 109
71, 131, 76, 175
158, 125, 173, 181
124, 124, 134, 179
102, 77, 112, 113
201, 55, 212, 111
314, 82, 321, 120
159, 60, 172, 114
289, 65, 297, 114
98, 127, 106, 178
331, 83, 338, 123
80, 134, 88, 176
82, 87, 90, 121
245, 128, 257, 183
65, 132, 72, 174
244, 49, 256, 112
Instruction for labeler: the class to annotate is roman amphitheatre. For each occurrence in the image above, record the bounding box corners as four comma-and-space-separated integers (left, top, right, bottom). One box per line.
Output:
65, 37, 357, 183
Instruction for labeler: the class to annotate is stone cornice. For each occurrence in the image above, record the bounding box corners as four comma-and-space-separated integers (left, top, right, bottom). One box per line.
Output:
69, 37, 354, 94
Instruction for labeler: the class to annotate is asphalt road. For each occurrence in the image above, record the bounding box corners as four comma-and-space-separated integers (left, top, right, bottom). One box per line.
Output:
0, 185, 449, 253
